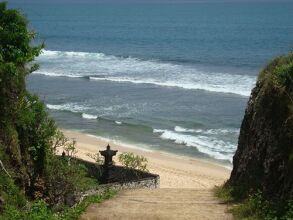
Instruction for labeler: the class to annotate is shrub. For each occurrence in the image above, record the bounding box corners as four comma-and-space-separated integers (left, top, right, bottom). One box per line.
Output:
86, 152, 104, 176
118, 152, 148, 172
273, 60, 293, 90
215, 186, 293, 220
63, 139, 77, 159
284, 200, 293, 220
45, 155, 98, 206
1, 191, 115, 220
271, 53, 293, 104
1, 200, 55, 220
86, 153, 104, 165
59, 190, 115, 220
213, 185, 234, 203
230, 191, 275, 219
17, 94, 57, 175
25, 200, 55, 220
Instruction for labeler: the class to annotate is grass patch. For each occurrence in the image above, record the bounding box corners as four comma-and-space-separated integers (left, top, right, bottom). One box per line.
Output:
59, 190, 116, 220
1, 190, 116, 220
213, 185, 234, 203
214, 185, 293, 220
230, 191, 276, 220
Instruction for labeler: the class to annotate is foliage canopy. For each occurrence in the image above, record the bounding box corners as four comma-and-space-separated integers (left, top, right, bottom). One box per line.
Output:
0, 3, 103, 219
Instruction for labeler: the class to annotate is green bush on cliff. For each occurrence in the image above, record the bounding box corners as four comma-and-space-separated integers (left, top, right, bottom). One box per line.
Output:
0, 0, 63, 202
260, 52, 293, 98
271, 54, 293, 105
273, 62, 293, 89
0, 2, 111, 218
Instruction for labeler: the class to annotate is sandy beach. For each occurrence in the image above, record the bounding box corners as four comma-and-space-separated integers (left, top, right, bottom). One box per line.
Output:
63, 130, 230, 189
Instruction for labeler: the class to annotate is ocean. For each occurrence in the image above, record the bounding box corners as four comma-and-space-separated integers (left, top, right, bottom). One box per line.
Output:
8, 1, 293, 166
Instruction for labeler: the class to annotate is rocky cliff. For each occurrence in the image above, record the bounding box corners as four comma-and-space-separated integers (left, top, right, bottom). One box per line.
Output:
227, 53, 293, 202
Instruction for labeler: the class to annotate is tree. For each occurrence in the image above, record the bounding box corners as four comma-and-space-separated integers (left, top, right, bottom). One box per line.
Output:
0, 3, 101, 213
0, 1, 55, 197
0, 1, 43, 117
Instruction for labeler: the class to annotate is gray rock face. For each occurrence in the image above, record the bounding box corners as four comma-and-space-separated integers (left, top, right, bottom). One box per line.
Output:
227, 67, 293, 202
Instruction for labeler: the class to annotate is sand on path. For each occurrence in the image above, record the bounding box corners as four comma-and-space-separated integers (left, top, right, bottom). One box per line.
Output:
64, 130, 232, 219
80, 188, 233, 220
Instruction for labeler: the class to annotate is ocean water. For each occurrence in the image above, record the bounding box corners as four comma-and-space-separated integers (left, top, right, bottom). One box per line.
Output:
8, 1, 293, 165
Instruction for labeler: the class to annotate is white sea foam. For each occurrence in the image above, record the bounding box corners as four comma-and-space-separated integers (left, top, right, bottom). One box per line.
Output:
202, 128, 240, 135
153, 128, 235, 162
46, 103, 97, 120
46, 104, 64, 110
174, 126, 239, 135
35, 49, 256, 97
153, 129, 165, 133
89, 75, 252, 96
33, 71, 82, 78
41, 49, 111, 59
46, 103, 89, 112
82, 113, 98, 120
174, 126, 196, 133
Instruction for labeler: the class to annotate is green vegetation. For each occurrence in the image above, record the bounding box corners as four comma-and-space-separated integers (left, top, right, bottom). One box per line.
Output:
86, 152, 104, 176
86, 152, 104, 165
1, 190, 115, 220
274, 62, 293, 89
215, 52, 293, 219
59, 190, 115, 220
230, 193, 293, 220
214, 185, 234, 203
259, 52, 293, 105
215, 186, 293, 220
271, 53, 293, 104
0, 2, 114, 219
118, 152, 149, 172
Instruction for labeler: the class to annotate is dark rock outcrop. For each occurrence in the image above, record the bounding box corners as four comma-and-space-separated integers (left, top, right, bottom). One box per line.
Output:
227, 54, 293, 202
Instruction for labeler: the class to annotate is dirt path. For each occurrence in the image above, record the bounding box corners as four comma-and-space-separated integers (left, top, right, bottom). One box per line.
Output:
80, 188, 233, 220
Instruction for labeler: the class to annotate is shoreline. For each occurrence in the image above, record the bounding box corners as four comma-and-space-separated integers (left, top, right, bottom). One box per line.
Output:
63, 129, 231, 189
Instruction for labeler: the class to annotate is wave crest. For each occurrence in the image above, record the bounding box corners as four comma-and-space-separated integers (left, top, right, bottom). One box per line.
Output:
82, 113, 98, 120
153, 128, 235, 162
35, 49, 255, 96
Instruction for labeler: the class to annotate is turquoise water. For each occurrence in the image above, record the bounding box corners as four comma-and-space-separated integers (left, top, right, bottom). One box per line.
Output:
8, 1, 293, 165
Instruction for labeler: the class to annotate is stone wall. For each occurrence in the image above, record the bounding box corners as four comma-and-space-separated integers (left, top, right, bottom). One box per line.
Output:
73, 158, 159, 184
73, 175, 160, 205
67, 158, 160, 206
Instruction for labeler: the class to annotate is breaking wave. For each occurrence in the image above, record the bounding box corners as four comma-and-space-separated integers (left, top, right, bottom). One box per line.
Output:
47, 103, 97, 120
82, 113, 98, 120
153, 128, 236, 162
34, 50, 255, 96
46, 103, 89, 112
174, 126, 239, 135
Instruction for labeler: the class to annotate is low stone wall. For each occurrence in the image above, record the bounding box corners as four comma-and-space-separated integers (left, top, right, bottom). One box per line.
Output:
73, 158, 159, 183
68, 158, 160, 206
74, 175, 160, 205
